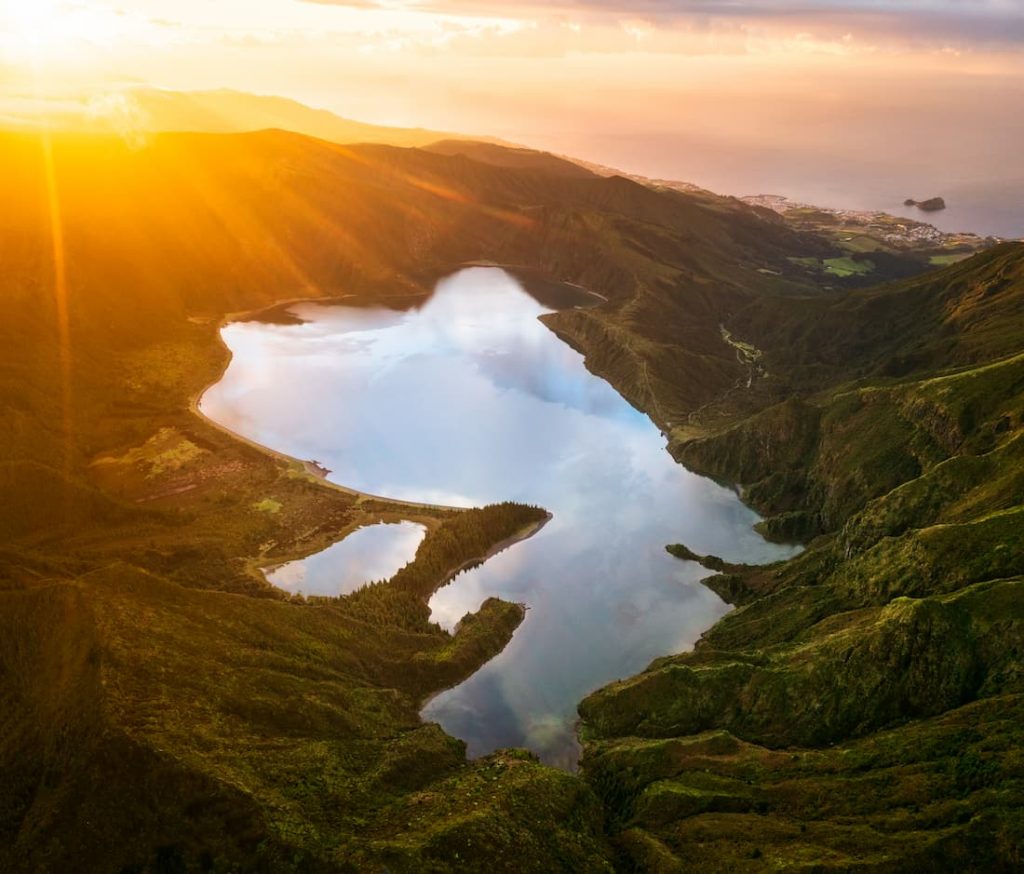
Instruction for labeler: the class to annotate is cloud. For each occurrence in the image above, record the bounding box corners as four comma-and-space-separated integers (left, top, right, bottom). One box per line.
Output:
299, 0, 1024, 51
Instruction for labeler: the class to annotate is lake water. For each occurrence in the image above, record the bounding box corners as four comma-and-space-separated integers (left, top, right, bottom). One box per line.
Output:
200, 267, 799, 769
265, 521, 426, 597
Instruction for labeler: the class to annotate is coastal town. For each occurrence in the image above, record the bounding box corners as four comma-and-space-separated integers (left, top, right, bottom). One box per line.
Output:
742, 193, 998, 251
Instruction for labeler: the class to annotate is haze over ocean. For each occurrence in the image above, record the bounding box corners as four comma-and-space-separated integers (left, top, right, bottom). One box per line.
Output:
529, 129, 1024, 239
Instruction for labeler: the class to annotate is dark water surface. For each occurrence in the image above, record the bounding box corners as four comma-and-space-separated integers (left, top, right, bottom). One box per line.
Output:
201, 268, 798, 768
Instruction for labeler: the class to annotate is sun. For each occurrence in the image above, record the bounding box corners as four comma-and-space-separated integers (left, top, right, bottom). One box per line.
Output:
0, 0, 123, 67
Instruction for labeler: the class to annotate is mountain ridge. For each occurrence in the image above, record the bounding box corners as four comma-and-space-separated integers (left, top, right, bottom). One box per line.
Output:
0, 87, 510, 150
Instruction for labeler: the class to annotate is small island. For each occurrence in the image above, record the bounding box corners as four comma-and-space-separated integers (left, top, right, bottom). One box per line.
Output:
904, 196, 946, 212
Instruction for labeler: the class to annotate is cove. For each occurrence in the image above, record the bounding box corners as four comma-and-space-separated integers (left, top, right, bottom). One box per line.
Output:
200, 267, 798, 769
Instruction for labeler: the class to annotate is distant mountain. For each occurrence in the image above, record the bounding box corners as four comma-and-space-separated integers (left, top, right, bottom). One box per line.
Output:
4, 87, 712, 192
128, 88, 512, 148
128, 93, 633, 181
0, 87, 504, 149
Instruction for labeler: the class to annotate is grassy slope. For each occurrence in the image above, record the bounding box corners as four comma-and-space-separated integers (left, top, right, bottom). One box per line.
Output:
674, 243, 1024, 535
0, 129, 833, 872
578, 243, 1024, 871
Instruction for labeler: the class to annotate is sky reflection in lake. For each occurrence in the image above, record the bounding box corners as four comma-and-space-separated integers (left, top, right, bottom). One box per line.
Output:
265, 521, 426, 597
201, 267, 799, 769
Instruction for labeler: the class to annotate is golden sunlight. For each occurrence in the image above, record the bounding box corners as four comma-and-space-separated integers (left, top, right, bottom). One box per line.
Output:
0, 0, 122, 67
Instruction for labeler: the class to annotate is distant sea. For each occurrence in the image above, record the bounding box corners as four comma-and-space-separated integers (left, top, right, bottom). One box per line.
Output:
535, 132, 1024, 240
760, 176, 1024, 241
853, 184, 1024, 241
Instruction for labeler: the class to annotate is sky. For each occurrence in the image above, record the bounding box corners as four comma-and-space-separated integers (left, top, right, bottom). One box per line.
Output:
1, 1, 1023, 233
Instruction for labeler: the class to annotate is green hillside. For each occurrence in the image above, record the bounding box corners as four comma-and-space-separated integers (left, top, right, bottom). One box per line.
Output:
580, 243, 1024, 869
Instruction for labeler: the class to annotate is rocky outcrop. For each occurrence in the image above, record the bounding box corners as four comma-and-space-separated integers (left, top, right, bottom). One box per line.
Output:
905, 196, 947, 211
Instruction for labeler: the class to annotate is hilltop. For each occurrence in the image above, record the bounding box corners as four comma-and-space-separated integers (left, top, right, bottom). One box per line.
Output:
423, 139, 597, 178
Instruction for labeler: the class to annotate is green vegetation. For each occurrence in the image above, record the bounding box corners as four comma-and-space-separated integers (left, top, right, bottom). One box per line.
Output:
766, 197, 992, 289
838, 233, 886, 253
930, 252, 970, 266
424, 140, 596, 178
1, 129, 639, 872
787, 254, 876, 278
665, 544, 740, 574
823, 255, 874, 276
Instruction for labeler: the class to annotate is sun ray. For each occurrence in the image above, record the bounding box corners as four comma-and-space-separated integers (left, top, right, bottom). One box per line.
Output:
39, 127, 75, 500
